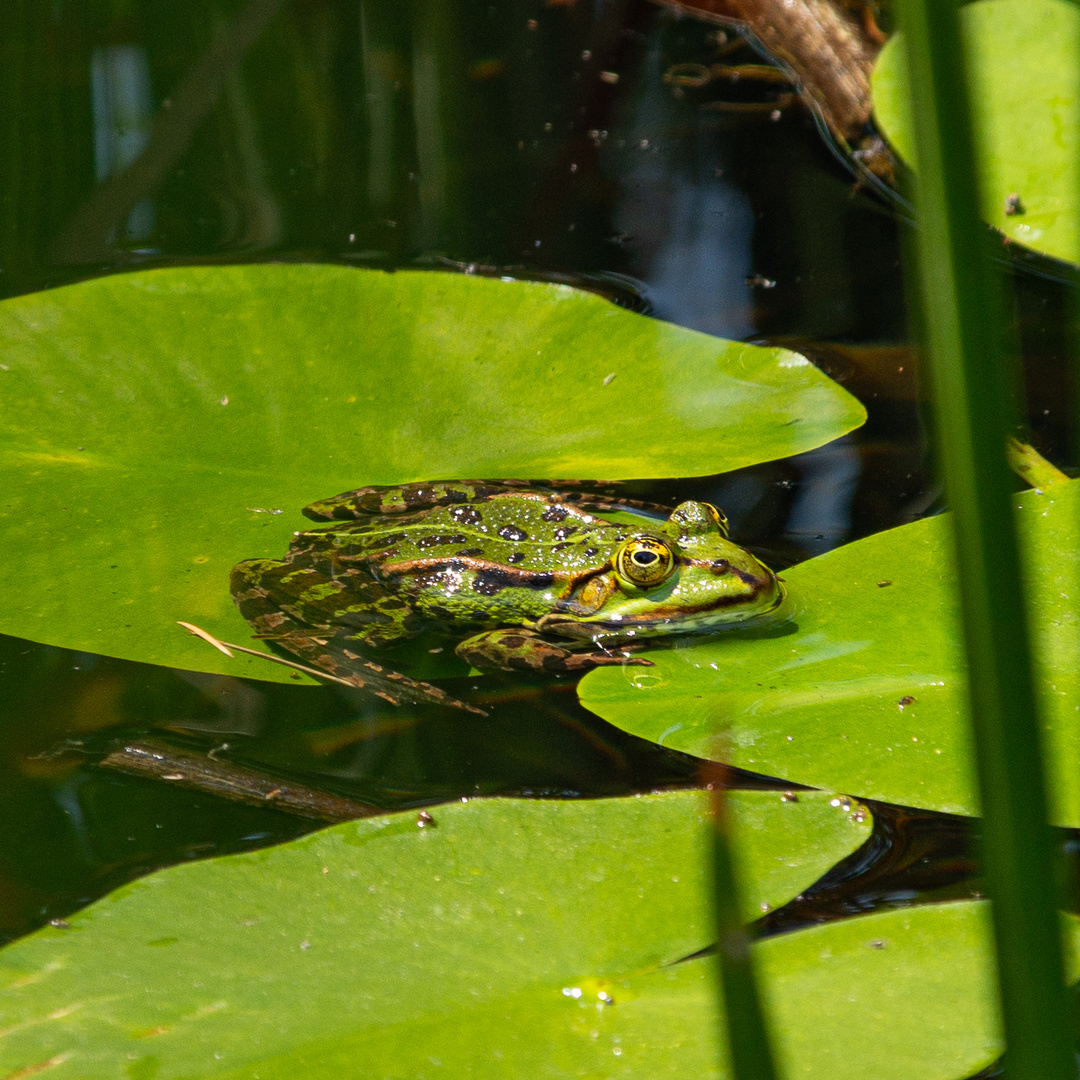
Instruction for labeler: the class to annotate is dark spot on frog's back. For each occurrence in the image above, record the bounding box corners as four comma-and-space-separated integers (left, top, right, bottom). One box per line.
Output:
552, 525, 577, 540
506, 552, 526, 564
450, 505, 483, 526
498, 524, 529, 542
472, 569, 514, 595
541, 505, 568, 523
416, 533, 469, 549
456, 547, 484, 557
366, 532, 407, 548
472, 567, 554, 595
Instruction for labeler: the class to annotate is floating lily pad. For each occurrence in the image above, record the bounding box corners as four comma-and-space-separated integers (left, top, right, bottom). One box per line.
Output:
0, 265, 864, 682
584, 901, 1080, 1080
872, 0, 1080, 265
581, 481, 1080, 824
0, 790, 871, 1078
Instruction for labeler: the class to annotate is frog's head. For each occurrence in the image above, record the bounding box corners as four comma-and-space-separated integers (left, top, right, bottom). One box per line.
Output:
540, 500, 782, 640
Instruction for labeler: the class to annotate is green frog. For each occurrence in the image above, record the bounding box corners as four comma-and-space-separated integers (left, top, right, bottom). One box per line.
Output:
231, 480, 783, 714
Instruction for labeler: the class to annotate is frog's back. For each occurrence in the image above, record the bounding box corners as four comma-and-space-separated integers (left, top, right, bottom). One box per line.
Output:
280, 493, 655, 632
294, 492, 632, 574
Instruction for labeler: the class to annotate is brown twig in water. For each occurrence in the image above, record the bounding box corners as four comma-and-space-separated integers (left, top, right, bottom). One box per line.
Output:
99, 738, 381, 823
652, 0, 893, 178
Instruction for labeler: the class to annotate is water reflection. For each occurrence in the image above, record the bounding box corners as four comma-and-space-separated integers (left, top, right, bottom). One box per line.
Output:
785, 435, 862, 556
91, 44, 155, 241
607, 42, 753, 339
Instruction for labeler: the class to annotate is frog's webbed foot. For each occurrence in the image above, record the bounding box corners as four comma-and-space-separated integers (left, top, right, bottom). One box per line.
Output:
258, 630, 486, 716
456, 628, 653, 675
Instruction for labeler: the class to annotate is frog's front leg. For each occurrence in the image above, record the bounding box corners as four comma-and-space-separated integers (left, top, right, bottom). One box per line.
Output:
456, 628, 653, 674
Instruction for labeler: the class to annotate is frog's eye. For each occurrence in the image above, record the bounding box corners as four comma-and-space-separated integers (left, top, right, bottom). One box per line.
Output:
703, 503, 729, 538
615, 536, 676, 588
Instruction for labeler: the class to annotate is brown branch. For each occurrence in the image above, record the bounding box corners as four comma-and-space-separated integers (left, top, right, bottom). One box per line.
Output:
99, 738, 381, 823
652, 0, 892, 175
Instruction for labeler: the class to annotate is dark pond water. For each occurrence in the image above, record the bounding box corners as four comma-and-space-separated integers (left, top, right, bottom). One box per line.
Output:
1, 4, 1076, 1028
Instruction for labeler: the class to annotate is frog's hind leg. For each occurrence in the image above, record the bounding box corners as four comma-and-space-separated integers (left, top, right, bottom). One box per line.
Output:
263, 628, 486, 715
303, 481, 539, 521
302, 478, 674, 522
527, 480, 675, 517
231, 561, 484, 715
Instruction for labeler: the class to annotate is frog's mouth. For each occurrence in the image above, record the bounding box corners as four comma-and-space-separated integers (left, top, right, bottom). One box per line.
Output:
538, 577, 785, 639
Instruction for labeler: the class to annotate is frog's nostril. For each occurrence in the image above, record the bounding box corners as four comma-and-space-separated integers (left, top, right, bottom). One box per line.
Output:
710, 558, 731, 574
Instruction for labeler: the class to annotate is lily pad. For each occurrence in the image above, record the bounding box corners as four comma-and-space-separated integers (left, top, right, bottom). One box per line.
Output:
0, 265, 864, 682
872, 0, 1080, 265
0, 789, 871, 1078
576, 901, 1080, 1080
580, 480, 1080, 824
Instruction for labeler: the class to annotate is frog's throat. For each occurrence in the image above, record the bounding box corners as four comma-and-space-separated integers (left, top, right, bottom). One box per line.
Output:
536, 580, 786, 639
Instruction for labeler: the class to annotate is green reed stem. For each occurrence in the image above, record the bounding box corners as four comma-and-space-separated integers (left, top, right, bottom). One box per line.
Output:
708, 774, 778, 1080
896, 0, 1074, 1075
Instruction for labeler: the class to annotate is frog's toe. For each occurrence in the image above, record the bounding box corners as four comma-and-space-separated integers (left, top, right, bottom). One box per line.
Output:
589, 654, 654, 668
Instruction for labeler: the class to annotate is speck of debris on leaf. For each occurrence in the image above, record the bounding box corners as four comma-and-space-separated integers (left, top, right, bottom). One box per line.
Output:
1004, 193, 1024, 216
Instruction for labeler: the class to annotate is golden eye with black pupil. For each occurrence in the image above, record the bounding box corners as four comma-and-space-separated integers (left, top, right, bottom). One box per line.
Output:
615, 536, 675, 588
702, 502, 729, 538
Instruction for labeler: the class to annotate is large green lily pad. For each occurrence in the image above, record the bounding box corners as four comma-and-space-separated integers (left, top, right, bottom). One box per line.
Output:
581, 480, 1080, 824
0, 790, 871, 1078
0, 265, 864, 682
872, 0, 1080, 265
579, 902, 1080, 1080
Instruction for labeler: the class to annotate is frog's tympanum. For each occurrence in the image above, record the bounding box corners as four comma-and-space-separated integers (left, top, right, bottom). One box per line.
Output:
231, 481, 782, 714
